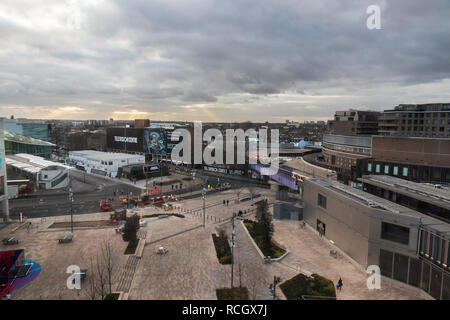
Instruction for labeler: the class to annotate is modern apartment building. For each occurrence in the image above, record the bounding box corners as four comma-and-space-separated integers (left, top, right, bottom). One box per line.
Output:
328, 110, 380, 136
378, 103, 450, 137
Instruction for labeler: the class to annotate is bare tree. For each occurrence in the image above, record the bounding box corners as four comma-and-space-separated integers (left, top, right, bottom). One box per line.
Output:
241, 262, 266, 300
84, 257, 98, 300
95, 254, 107, 300
235, 189, 241, 203
101, 240, 118, 295
247, 186, 257, 201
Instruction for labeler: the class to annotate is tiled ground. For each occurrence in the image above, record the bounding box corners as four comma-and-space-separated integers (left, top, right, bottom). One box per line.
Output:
271, 220, 433, 300
0, 212, 128, 300
1, 187, 431, 300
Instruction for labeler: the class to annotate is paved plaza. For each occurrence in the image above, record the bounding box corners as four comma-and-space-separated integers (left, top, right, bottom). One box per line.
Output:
1, 187, 433, 300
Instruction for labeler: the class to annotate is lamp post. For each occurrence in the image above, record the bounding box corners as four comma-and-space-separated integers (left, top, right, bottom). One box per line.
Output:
269, 276, 282, 300
69, 187, 74, 234
202, 183, 206, 229
230, 212, 236, 288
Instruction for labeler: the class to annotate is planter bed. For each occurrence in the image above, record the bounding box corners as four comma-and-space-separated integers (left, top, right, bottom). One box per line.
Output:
280, 273, 336, 300
216, 287, 249, 300
212, 233, 232, 264
243, 220, 286, 258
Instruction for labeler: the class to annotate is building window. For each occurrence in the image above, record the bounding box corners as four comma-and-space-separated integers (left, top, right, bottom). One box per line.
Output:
402, 167, 408, 177
384, 165, 389, 174
393, 166, 398, 175
318, 193, 327, 209
376, 164, 380, 173
381, 222, 410, 245
368, 163, 372, 172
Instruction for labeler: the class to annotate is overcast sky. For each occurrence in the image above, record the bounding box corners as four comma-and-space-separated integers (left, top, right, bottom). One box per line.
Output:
1, 0, 449, 122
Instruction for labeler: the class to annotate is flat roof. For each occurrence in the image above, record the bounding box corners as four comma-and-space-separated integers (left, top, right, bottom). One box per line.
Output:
309, 178, 450, 233
69, 150, 144, 161
6, 154, 70, 174
4, 131, 55, 146
359, 175, 450, 211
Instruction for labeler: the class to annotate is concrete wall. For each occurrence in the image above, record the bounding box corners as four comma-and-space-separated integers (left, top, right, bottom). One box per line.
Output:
372, 136, 450, 168
273, 201, 303, 220
303, 180, 372, 266
366, 211, 421, 267
303, 179, 424, 268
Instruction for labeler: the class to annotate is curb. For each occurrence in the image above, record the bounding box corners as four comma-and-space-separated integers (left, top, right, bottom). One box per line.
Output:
239, 220, 290, 262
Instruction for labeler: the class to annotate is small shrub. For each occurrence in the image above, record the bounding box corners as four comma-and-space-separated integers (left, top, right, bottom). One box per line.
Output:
212, 233, 232, 265
216, 287, 249, 300
124, 238, 139, 255
280, 273, 336, 300
104, 293, 120, 300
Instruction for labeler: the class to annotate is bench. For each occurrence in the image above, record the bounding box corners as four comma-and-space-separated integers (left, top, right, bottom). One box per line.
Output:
74, 269, 87, 280
57, 235, 73, 243
2, 237, 19, 245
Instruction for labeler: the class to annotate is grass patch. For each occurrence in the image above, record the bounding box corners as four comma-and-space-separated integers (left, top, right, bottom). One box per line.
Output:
124, 238, 139, 255
212, 232, 232, 264
280, 273, 336, 300
243, 220, 286, 258
216, 287, 249, 300
104, 293, 120, 300
143, 213, 185, 218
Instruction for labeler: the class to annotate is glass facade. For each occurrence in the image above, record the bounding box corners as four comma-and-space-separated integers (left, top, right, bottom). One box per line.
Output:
5, 140, 53, 159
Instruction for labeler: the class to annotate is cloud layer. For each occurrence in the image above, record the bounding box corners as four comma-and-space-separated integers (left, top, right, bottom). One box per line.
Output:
1, 0, 450, 122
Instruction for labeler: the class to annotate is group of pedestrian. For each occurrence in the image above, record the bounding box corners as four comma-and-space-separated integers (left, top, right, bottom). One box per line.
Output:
223, 199, 229, 206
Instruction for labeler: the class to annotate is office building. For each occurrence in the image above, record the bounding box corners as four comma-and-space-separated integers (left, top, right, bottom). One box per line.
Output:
303, 178, 450, 300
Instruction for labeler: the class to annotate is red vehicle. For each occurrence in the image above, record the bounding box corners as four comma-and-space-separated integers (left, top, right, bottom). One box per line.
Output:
109, 209, 126, 223
18, 184, 32, 194
100, 200, 112, 212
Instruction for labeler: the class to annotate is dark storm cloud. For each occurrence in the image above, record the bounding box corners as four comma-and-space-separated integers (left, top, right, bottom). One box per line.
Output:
0, 0, 450, 120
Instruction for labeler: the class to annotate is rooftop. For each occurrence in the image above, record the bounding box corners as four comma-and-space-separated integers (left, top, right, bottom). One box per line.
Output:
6, 154, 70, 174
4, 131, 55, 146
359, 175, 450, 211
69, 150, 145, 161
310, 178, 449, 225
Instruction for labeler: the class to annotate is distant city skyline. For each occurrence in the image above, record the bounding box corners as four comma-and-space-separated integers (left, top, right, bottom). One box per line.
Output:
1, 0, 450, 122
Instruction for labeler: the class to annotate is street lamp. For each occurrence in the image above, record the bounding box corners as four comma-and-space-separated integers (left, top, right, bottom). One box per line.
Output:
269, 276, 282, 300
69, 187, 74, 234
230, 212, 236, 288
202, 183, 206, 229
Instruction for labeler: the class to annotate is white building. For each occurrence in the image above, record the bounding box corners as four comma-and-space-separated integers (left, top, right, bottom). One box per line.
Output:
6, 154, 70, 190
68, 150, 145, 178
0, 119, 9, 221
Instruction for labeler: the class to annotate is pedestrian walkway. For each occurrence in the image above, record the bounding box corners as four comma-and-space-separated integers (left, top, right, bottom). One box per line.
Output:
115, 229, 148, 293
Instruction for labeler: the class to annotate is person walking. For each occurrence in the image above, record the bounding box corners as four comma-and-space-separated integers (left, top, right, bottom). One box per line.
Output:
337, 277, 343, 291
